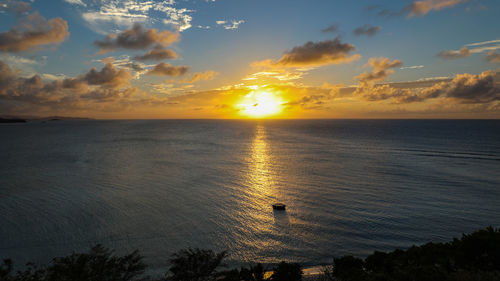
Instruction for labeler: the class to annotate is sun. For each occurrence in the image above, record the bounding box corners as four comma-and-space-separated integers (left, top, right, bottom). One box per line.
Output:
237, 91, 284, 118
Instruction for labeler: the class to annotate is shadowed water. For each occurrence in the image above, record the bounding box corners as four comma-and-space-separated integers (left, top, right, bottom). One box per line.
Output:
1, 119, 500, 271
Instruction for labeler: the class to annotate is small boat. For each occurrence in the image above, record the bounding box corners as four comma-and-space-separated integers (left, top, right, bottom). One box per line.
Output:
272, 203, 286, 210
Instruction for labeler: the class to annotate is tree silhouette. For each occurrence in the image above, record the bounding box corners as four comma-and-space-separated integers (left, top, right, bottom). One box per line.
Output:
166, 248, 227, 281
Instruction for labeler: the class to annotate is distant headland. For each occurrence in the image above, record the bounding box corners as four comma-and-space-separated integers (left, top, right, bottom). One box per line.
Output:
0, 118, 26, 123
0, 116, 92, 123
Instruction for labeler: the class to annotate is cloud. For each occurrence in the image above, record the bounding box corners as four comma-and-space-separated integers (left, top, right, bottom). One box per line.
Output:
253, 37, 360, 68
133, 46, 178, 61
466, 39, 500, 48
356, 57, 403, 84
408, 0, 467, 17
0, 10, 69, 53
358, 84, 412, 102
321, 24, 339, 33
371, 0, 467, 18
174, 70, 218, 83
436, 47, 471, 60
415, 71, 500, 103
77, 1, 195, 34
94, 23, 179, 53
63, 0, 86, 7
80, 1, 153, 34
243, 70, 305, 82
400, 65, 424, 69
0, 0, 31, 15
147, 62, 189, 76
216, 20, 245, 30
155, 6, 193, 31
0, 59, 152, 115
486, 51, 500, 63
83, 63, 132, 88
437, 39, 500, 61
353, 24, 382, 37
354, 71, 500, 104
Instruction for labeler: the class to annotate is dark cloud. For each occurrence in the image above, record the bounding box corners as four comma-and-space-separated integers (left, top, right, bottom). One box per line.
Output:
436, 47, 471, 60
80, 87, 136, 102
83, 63, 132, 88
0, 1, 31, 15
360, 84, 412, 102
122, 62, 145, 72
356, 57, 403, 84
0, 11, 69, 52
417, 71, 500, 103
147, 62, 189, 76
133, 46, 178, 61
253, 37, 360, 68
321, 24, 339, 33
0, 60, 134, 111
284, 94, 328, 109
353, 24, 382, 37
355, 71, 500, 104
94, 23, 180, 53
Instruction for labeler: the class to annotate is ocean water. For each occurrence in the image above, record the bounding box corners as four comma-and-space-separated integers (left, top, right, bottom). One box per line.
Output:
1, 119, 500, 272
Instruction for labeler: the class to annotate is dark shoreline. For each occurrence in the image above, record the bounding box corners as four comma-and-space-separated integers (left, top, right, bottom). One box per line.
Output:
2, 227, 499, 281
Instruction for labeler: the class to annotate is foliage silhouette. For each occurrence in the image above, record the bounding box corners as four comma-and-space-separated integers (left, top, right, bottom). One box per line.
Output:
218, 263, 266, 281
330, 226, 500, 281
270, 261, 302, 281
2, 227, 500, 281
0, 245, 146, 281
166, 248, 227, 281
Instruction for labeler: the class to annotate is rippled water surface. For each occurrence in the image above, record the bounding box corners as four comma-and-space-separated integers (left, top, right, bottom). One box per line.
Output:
1, 120, 500, 270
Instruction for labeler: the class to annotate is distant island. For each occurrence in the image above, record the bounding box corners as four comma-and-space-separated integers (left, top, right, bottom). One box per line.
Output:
0, 116, 92, 123
0, 118, 26, 123
37, 116, 92, 121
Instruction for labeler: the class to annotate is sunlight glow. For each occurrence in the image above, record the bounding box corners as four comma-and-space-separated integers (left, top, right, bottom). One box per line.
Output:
237, 91, 284, 118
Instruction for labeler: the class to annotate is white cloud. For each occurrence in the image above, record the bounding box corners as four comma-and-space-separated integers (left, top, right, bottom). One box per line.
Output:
466, 39, 500, 47
41, 73, 67, 80
77, 0, 193, 34
154, 5, 193, 31
464, 39, 500, 53
63, 0, 87, 7
400, 65, 424, 69
1, 55, 38, 65
0, 54, 41, 77
216, 19, 244, 30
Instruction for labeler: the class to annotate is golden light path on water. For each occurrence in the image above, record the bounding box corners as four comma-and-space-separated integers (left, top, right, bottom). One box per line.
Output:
231, 124, 292, 263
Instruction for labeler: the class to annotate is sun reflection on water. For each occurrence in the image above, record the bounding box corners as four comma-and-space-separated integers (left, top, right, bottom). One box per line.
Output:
229, 124, 293, 260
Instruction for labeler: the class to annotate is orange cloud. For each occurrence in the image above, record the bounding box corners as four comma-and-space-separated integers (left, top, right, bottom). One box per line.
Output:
436, 47, 471, 60
170, 70, 219, 83
0, 12, 69, 52
486, 51, 500, 63
134, 46, 178, 61
408, 0, 467, 17
356, 57, 403, 84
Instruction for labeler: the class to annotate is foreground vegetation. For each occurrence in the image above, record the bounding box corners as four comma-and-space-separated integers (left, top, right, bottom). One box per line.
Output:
1, 227, 499, 281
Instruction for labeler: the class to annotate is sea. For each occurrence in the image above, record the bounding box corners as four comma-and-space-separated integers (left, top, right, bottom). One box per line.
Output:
1, 119, 500, 274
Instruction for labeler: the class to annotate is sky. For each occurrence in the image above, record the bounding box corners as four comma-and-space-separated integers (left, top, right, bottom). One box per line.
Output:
0, 0, 499, 119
